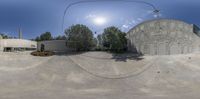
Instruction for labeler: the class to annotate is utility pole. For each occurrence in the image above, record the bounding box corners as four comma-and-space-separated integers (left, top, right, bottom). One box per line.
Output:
18, 27, 22, 39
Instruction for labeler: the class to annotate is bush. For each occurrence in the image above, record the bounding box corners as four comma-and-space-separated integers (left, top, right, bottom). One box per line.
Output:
31, 51, 54, 57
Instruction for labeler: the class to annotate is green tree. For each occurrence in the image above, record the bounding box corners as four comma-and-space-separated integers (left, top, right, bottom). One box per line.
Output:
97, 34, 103, 49
65, 24, 95, 51
35, 32, 53, 41
54, 35, 66, 40
0, 33, 9, 39
102, 26, 127, 52
35, 36, 40, 41
40, 32, 53, 41
93, 37, 98, 48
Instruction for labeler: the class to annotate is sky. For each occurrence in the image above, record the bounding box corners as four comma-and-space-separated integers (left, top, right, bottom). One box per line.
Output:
0, 0, 200, 39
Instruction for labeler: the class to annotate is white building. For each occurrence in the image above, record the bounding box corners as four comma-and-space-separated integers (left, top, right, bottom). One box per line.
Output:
37, 40, 71, 52
0, 39, 37, 52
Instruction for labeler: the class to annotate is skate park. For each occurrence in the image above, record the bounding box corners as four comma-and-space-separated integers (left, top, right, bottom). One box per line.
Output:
1, 18, 200, 99
1, 49, 200, 99
1, 0, 200, 99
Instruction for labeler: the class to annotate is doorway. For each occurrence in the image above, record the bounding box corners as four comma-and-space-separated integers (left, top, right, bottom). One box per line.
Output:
41, 44, 45, 52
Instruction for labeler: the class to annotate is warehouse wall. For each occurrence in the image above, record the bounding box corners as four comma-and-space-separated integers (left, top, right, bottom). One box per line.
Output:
37, 40, 71, 52
127, 19, 200, 55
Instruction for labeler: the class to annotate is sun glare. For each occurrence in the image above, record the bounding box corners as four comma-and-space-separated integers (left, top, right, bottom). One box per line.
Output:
93, 17, 106, 25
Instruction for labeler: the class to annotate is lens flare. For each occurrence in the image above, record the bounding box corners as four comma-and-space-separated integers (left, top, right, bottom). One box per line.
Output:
93, 17, 106, 25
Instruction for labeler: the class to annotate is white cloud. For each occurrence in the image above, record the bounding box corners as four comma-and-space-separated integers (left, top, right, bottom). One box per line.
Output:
137, 18, 143, 21
120, 17, 144, 32
153, 13, 162, 18
122, 25, 129, 29
153, 14, 157, 18
85, 14, 96, 19
131, 20, 136, 24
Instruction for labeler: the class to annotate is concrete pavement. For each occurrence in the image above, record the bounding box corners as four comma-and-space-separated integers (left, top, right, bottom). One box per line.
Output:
0, 52, 200, 99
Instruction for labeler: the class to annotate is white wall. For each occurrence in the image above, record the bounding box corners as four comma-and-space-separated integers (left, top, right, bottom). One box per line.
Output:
127, 19, 200, 55
37, 40, 71, 52
0, 39, 37, 52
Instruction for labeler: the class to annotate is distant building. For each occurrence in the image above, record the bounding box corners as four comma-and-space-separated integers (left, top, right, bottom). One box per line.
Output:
0, 39, 37, 52
126, 19, 200, 55
0, 28, 37, 52
0, 29, 70, 53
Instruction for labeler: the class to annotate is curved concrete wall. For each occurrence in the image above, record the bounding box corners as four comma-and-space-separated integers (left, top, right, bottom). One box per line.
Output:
127, 19, 200, 55
0, 39, 37, 51
37, 40, 71, 52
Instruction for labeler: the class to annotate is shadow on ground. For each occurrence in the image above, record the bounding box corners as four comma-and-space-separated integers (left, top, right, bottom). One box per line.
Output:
54, 51, 86, 56
111, 53, 144, 62
54, 51, 144, 62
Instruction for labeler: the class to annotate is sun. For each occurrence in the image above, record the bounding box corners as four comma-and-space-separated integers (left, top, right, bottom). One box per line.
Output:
93, 17, 106, 25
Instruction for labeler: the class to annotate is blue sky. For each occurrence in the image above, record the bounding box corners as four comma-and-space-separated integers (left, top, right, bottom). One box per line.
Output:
0, 0, 200, 39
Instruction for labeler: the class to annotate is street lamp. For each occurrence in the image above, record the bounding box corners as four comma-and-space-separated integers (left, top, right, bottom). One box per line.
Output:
153, 9, 160, 18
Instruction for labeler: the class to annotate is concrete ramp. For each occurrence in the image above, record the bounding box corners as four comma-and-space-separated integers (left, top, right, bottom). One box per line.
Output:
69, 52, 157, 78
0, 52, 200, 99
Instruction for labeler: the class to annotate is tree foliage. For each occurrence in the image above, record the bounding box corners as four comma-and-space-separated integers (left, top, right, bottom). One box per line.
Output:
96, 34, 103, 50
0, 33, 8, 39
97, 34, 103, 47
0, 33, 13, 39
40, 32, 53, 41
65, 24, 95, 51
54, 35, 66, 40
35, 32, 53, 41
101, 26, 127, 52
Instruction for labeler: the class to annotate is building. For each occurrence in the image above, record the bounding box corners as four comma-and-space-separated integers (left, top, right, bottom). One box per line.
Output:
0, 28, 70, 53
0, 39, 37, 52
0, 28, 37, 52
126, 19, 200, 55
37, 40, 71, 52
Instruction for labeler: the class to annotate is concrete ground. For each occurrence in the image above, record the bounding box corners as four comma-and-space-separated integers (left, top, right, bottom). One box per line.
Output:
1, 51, 200, 99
